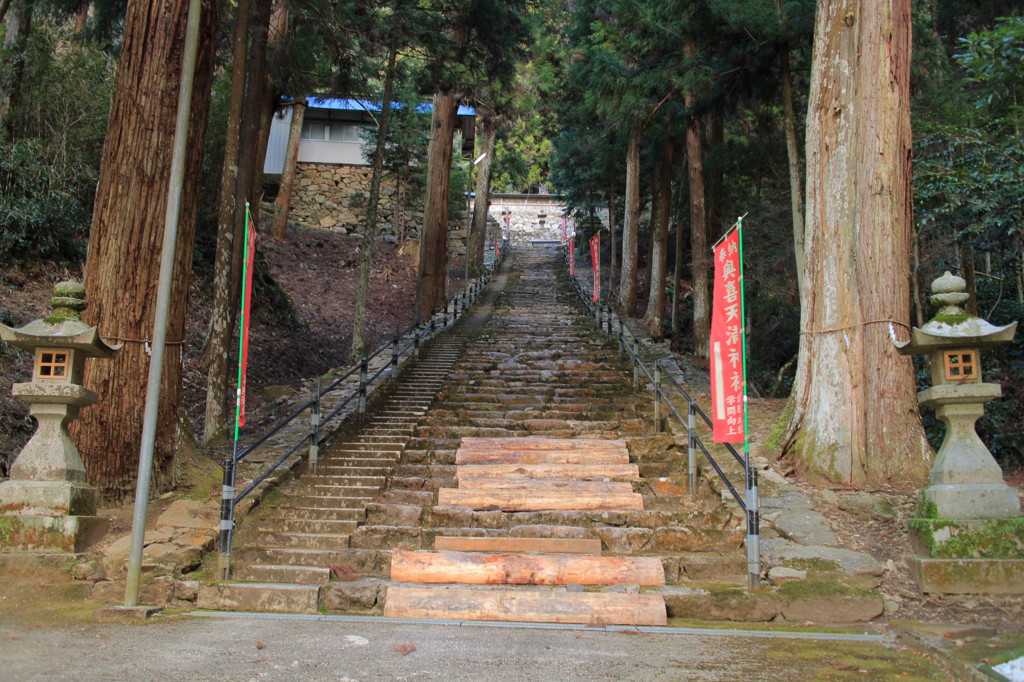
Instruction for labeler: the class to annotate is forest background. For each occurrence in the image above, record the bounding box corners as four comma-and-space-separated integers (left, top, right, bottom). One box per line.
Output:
0, 0, 1021, 504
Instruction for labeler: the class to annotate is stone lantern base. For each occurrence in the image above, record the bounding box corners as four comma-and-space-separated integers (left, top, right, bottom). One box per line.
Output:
924, 483, 1021, 520
0, 480, 107, 554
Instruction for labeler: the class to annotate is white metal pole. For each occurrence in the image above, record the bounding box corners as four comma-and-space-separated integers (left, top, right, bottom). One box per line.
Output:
124, 0, 204, 607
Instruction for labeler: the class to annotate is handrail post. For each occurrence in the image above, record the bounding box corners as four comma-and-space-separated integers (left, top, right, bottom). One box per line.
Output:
217, 451, 236, 580
414, 327, 421, 358
430, 307, 436, 333
358, 356, 368, 419
391, 335, 400, 375
632, 337, 639, 387
688, 402, 697, 496
308, 378, 320, 472
618, 322, 624, 355
653, 360, 662, 432
747, 467, 761, 588
443, 301, 449, 327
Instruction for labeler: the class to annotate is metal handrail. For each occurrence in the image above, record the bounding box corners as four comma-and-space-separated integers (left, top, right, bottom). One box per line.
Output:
216, 245, 507, 578
560, 242, 760, 588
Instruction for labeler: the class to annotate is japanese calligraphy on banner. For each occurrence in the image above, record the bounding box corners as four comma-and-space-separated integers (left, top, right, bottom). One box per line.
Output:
590, 234, 600, 302
710, 227, 744, 443
561, 215, 567, 243
568, 236, 575, 276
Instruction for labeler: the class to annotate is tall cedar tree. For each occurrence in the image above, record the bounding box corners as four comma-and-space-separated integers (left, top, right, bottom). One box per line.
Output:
72, 0, 217, 503
782, 0, 932, 485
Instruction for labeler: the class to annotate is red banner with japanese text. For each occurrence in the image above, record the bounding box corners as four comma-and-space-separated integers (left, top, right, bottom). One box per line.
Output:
238, 204, 257, 427
495, 238, 501, 260
590, 234, 600, 302
568, 236, 575, 276
710, 228, 744, 443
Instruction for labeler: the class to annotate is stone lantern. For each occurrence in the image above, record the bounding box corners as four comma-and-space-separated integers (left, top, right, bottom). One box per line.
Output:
895, 271, 1019, 519
0, 281, 119, 552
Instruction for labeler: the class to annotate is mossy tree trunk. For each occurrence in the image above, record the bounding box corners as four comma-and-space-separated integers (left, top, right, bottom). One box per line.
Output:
783, 0, 931, 486
73, 0, 217, 503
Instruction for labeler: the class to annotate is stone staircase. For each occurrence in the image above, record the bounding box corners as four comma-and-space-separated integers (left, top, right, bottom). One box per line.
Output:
198, 245, 746, 620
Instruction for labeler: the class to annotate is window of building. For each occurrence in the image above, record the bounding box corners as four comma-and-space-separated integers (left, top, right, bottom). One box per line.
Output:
301, 120, 326, 140
329, 124, 361, 142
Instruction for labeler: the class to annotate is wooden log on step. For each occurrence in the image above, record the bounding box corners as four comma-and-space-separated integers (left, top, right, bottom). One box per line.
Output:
456, 442, 630, 466
384, 585, 667, 626
457, 463, 640, 481
437, 488, 643, 512
434, 536, 602, 555
391, 549, 665, 586
459, 437, 627, 453
454, 478, 634, 494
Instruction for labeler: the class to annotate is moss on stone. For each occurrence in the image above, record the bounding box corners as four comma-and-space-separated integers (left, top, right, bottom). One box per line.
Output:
777, 578, 872, 602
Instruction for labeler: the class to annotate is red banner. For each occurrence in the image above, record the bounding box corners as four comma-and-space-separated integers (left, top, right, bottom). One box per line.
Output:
238, 207, 257, 427
495, 238, 501, 260
710, 228, 744, 443
568, 236, 575, 276
590, 234, 600, 302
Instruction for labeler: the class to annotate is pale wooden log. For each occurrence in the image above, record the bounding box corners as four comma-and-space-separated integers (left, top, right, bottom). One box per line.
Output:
391, 549, 664, 586
437, 488, 643, 512
456, 448, 629, 466
454, 478, 633, 494
456, 463, 640, 481
384, 585, 667, 626
459, 437, 627, 452
433, 536, 603, 555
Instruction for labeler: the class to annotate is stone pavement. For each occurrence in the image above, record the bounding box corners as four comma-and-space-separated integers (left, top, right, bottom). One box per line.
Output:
0, 613, 953, 681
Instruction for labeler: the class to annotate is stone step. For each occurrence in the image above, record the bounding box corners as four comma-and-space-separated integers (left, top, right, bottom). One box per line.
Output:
455, 478, 635, 494
256, 518, 359, 534
433, 536, 602, 554
274, 505, 366, 521
288, 485, 381, 499
233, 564, 332, 584
248, 531, 351, 550
198, 582, 321, 613
383, 585, 667, 626
391, 549, 665, 586
234, 546, 374, 569
278, 494, 376, 509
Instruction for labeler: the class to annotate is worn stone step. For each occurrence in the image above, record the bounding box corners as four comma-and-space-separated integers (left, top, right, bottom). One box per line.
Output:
433, 536, 602, 554
383, 585, 667, 626
198, 582, 321, 613
257, 518, 359, 534
249, 531, 351, 550
233, 564, 332, 584
274, 505, 366, 521
455, 478, 635, 494
234, 546, 360, 567
289, 485, 381, 499
279, 494, 376, 509
457, 463, 640, 481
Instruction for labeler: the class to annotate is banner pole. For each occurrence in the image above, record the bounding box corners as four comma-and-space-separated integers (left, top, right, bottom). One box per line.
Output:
218, 200, 253, 579
737, 215, 760, 588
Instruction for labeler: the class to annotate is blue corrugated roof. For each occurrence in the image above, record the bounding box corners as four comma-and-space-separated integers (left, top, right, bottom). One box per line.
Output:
307, 97, 475, 116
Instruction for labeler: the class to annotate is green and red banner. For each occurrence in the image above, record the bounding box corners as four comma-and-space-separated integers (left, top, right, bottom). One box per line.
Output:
590, 233, 600, 303
235, 202, 257, 431
710, 226, 744, 443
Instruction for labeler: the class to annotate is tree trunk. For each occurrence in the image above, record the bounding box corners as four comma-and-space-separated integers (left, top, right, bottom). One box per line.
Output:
644, 134, 673, 339
468, 109, 496, 276
252, 78, 276, 215
202, 0, 251, 444
415, 91, 458, 321
685, 105, 709, 359
0, 0, 13, 27
781, 43, 806, 298
351, 45, 397, 360
271, 99, 304, 241
783, 0, 931, 486
73, 0, 216, 503
0, 0, 33, 141
706, 110, 723, 236
618, 122, 641, 315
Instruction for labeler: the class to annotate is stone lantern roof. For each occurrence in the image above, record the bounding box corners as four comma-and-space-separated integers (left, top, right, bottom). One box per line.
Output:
895, 271, 1016, 355
0, 281, 120, 357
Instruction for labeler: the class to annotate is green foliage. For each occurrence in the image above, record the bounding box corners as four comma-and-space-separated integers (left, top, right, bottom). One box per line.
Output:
0, 24, 114, 263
